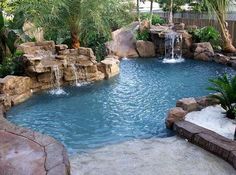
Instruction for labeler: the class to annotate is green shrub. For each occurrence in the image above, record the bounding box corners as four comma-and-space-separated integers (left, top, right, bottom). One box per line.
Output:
189, 26, 221, 50
0, 51, 25, 78
151, 14, 166, 25
136, 29, 150, 41
207, 74, 236, 119
140, 13, 166, 25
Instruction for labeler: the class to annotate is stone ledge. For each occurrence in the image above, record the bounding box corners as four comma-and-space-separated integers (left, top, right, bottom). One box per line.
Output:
0, 107, 70, 175
166, 95, 219, 129
167, 94, 236, 170
174, 120, 236, 169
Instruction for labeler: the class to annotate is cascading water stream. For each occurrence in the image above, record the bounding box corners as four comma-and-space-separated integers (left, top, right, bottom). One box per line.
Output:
50, 65, 66, 95
163, 31, 184, 64
70, 64, 80, 86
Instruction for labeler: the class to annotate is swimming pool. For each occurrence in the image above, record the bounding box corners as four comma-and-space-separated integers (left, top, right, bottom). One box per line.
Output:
7, 59, 236, 154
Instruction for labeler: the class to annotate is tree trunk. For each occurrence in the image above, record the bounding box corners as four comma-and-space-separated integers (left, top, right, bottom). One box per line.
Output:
137, 0, 140, 22
150, 0, 153, 25
169, 0, 173, 25
70, 30, 80, 49
218, 17, 236, 53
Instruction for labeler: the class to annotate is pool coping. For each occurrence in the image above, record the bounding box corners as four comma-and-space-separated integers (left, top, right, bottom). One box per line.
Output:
0, 105, 71, 175
166, 96, 236, 169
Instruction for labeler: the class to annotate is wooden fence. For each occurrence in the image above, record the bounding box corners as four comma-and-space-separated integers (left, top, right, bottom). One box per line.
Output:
154, 12, 236, 47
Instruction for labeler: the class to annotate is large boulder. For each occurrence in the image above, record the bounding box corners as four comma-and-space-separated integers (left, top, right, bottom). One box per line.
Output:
139, 20, 150, 32
213, 53, 231, 65
0, 76, 32, 96
173, 23, 185, 30
136, 40, 155, 57
0, 76, 33, 105
105, 22, 139, 58
100, 57, 120, 79
192, 42, 214, 61
178, 30, 193, 58
166, 107, 187, 129
176, 97, 199, 112
18, 41, 56, 55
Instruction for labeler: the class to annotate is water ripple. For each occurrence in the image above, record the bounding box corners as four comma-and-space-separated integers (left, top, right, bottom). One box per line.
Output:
7, 59, 236, 155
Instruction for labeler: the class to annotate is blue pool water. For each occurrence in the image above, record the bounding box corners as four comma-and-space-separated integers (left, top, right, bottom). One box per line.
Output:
7, 59, 236, 154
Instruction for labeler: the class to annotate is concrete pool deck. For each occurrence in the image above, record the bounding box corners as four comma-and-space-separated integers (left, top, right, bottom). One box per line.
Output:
0, 112, 70, 175
70, 136, 236, 175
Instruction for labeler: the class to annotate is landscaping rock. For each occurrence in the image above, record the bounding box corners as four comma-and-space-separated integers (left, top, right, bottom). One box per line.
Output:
178, 30, 193, 57
229, 60, 236, 69
166, 107, 187, 129
213, 53, 231, 65
176, 97, 198, 112
16, 41, 116, 90
186, 25, 198, 31
195, 96, 219, 109
173, 23, 185, 30
136, 40, 155, 57
105, 22, 139, 58
192, 42, 214, 61
101, 57, 120, 79
11, 91, 33, 106
139, 20, 150, 32
0, 76, 32, 96
55, 44, 68, 53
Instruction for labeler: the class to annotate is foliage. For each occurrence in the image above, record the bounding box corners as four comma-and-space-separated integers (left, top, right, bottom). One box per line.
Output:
0, 9, 32, 64
0, 10, 18, 63
189, 1, 208, 12
0, 50, 25, 78
140, 13, 166, 25
13, 0, 134, 60
136, 29, 150, 41
204, 0, 236, 52
188, 26, 221, 50
158, 0, 190, 12
207, 74, 236, 119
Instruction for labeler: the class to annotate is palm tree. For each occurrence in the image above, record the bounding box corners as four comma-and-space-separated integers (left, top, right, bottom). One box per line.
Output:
14, 0, 133, 49
150, 0, 154, 24
204, 0, 236, 53
137, 0, 140, 21
208, 74, 236, 119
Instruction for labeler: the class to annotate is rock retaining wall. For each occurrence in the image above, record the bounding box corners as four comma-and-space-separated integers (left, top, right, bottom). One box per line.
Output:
0, 41, 121, 175
0, 41, 120, 109
166, 96, 236, 169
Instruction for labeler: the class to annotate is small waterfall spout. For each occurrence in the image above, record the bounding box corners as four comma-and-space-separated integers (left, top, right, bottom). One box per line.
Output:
71, 64, 80, 86
50, 65, 66, 95
163, 31, 184, 64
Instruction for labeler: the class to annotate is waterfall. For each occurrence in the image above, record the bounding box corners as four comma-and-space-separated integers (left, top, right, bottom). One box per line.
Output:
163, 31, 184, 64
70, 64, 80, 86
50, 65, 66, 95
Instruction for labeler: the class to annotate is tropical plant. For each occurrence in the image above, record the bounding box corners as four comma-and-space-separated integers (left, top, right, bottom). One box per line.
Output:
207, 74, 236, 119
140, 13, 166, 25
13, 0, 134, 60
158, 0, 190, 13
0, 50, 25, 78
0, 10, 20, 63
136, 29, 150, 41
204, 0, 236, 53
189, 26, 221, 50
